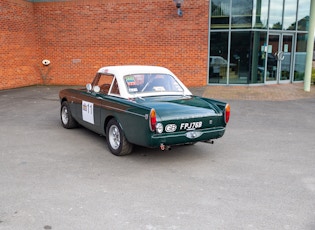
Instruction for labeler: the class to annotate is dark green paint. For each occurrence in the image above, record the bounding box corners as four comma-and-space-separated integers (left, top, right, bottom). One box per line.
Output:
59, 88, 228, 148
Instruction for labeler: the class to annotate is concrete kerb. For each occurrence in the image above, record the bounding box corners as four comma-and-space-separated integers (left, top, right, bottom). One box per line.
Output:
190, 83, 315, 101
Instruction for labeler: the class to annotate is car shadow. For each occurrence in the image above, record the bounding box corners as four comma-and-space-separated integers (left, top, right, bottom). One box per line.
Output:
66, 125, 216, 163
125, 141, 219, 165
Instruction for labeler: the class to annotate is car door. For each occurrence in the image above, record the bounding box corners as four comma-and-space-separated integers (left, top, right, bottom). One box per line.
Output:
78, 91, 103, 133
72, 73, 115, 134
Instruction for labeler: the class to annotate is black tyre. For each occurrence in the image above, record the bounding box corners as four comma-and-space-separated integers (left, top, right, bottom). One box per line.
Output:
60, 101, 78, 129
106, 119, 133, 156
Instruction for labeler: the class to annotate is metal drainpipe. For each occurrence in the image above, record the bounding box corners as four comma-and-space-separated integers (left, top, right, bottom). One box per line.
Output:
304, 0, 315, 92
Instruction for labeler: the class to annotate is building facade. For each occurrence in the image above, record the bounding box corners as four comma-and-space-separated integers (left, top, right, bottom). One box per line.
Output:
0, 0, 312, 90
209, 0, 311, 85
1, 0, 210, 90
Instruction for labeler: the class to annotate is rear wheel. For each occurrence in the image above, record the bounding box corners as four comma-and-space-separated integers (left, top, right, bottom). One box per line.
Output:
106, 119, 133, 156
60, 101, 78, 129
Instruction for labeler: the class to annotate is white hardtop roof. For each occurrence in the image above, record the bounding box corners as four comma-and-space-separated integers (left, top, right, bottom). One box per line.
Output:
96, 65, 192, 98
97, 65, 174, 77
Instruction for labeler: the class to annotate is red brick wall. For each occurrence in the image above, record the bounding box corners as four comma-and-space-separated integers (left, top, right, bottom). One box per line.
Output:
0, 0, 41, 90
1, 0, 209, 90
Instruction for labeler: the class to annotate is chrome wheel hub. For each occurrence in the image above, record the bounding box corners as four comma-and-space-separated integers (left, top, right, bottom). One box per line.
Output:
61, 106, 69, 124
109, 125, 120, 150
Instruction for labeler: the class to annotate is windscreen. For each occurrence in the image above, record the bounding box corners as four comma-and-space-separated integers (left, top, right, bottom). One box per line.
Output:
124, 74, 184, 94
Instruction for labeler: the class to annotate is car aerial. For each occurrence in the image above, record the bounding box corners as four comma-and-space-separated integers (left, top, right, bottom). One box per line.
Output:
59, 65, 230, 156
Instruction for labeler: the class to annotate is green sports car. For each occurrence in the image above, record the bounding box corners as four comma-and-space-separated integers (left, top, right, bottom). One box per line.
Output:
59, 65, 230, 156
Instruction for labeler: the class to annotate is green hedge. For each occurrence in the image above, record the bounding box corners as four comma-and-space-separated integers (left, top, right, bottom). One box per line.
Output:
312, 68, 315, 84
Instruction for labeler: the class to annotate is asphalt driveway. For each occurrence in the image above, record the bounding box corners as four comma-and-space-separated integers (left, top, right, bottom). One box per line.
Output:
1, 86, 315, 230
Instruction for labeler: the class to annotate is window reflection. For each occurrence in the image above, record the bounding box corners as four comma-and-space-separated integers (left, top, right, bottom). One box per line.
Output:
251, 31, 267, 83
254, 0, 269, 28
209, 32, 228, 83
280, 35, 293, 80
231, 0, 253, 28
209, 0, 312, 85
229, 32, 251, 84
283, 0, 297, 30
211, 0, 230, 29
269, 0, 283, 29
294, 34, 308, 81
297, 0, 310, 31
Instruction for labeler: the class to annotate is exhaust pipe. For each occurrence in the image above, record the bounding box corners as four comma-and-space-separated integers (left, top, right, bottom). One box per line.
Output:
204, 140, 214, 144
160, 144, 171, 151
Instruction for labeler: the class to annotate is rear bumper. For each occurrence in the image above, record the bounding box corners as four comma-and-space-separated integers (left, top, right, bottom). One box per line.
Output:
149, 127, 226, 147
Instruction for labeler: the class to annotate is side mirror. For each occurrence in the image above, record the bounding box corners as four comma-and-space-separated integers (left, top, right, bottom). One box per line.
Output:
86, 83, 92, 91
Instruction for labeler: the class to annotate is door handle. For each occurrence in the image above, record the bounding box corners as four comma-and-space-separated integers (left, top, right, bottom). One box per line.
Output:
275, 51, 285, 61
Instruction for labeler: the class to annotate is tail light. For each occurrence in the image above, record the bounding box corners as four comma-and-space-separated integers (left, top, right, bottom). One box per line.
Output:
224, 104, 230, 124
149, 108, 157, 131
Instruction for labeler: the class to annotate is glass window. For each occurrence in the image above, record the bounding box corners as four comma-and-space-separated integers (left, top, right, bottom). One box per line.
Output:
250, 31, 268, 83
269, 0, 283, 29
209, 32, 229, 84
297, 0, 310, 31
211, 0, 230, 29
231, 0, 253, 29
280, 35, 294, 81
294, 33, 307, 81
229, 32, 251, 84
283, 0, 297, 30
124, 74, 183, 94
110, 78, 120, 95
97, 74, 114, 94
254, 0, 269, 29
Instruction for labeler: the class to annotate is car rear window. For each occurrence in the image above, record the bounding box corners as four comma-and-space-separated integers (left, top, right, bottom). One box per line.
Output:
124, 74, 183, 94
